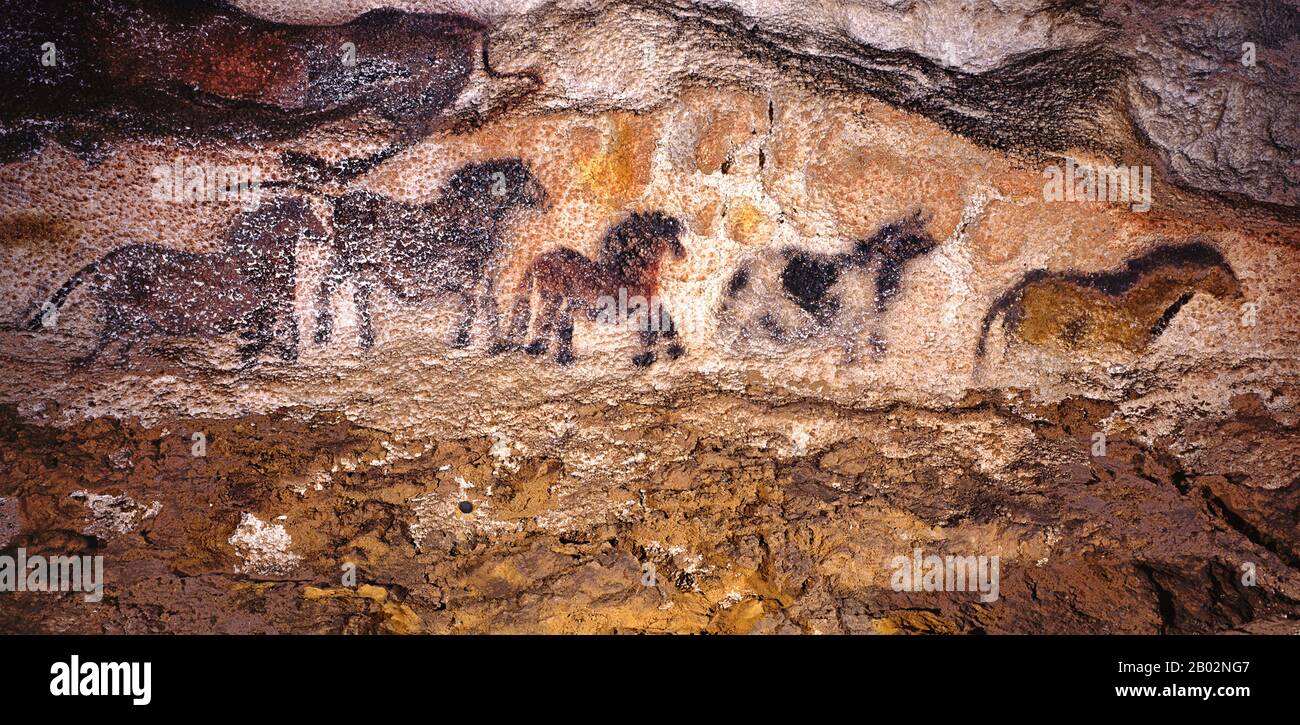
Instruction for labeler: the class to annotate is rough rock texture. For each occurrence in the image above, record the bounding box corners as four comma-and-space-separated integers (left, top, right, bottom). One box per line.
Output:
0, 0, 1298, 633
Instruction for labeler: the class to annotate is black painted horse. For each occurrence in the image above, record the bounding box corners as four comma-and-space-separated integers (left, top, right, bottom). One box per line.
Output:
722, 212, 937, 359
315, 159, 546, 350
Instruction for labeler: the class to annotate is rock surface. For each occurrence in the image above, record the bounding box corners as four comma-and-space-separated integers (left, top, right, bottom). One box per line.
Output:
0, 0, 1297, 633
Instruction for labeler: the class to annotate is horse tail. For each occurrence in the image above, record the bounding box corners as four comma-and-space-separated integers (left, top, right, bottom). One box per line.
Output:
974, 299, 1002, 360
976, 272, 1041, 360
479, 25, 543, 92
25, 261, 98, 331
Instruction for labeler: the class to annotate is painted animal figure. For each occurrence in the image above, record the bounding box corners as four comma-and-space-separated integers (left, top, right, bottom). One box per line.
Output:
0, 0, 539, 167
315, 159, 546, 350
25, 196, 326, 368
976, 241, 1242, 360
503, 211, 686, 367
721, 212, 937, 359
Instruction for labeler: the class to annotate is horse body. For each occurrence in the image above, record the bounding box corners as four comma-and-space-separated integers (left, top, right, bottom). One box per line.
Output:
976, 241, 1242, 360
93, 246, 263, 336
27, 196, 325, 368
315, 159, 545, 349
505, 211, 685, 366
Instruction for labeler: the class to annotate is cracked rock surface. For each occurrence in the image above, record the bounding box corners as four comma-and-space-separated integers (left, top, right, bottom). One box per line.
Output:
0, 0, 1297, 633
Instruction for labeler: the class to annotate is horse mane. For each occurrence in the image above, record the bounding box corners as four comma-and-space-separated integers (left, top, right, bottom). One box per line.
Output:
443, 159, 526, 199
848, 210, 933, 267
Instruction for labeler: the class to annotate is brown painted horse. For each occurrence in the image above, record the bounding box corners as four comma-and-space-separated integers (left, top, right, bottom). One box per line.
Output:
975, 241, 1242, 360
315, 159, 546, 350
26, 196, 327, 368
503, 211, 686, 366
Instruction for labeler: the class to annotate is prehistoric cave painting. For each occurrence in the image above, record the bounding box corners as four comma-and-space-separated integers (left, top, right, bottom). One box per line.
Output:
315, 159, 546, 350
0, 0, 540, 172
24, 196, 327, 368
975, 242, 1243, 361
501, 211, 686, 367
720, 212, 938, 359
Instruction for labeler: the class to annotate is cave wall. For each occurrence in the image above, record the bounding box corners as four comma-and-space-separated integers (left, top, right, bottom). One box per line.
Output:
0, 0, 1297, 633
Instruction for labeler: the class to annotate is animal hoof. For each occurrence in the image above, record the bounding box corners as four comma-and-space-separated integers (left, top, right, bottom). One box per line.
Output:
452, 330, 471, 349
556, 351, 575, 366
868, 335, 887, 357
632, 352, 656, 367
666, 343, 685, 360
486, 340, 515, 355
524, 340, 548, 356
313, 327, 331, 345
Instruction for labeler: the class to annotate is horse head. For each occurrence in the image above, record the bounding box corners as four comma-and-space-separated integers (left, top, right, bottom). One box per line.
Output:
443, 158, 547, 221
1131, 242, 1242, 302
847, 211, 934, 268
600, 211, 685, 280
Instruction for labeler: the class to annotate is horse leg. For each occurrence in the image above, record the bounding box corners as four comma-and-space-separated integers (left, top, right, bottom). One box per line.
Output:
355, 280, 376, 350
314, 265, 342, 345
280, 317, 300, 362
451, 292, 474, 348
487, 309, 520, 354
660, 309, 685, 360
274, 286, 299, 362
525, 293, 560, 356
70, 333, 108, 369
72, 304, 139, 368
494, 292, 532, 354
238, 308, 274, 370
632, 328, 658, 367
834, 291, 866, 364
493, 266, 539, 354
71, 312, 120, 368
112, 334, 141, 368
554, 299, 576, 366
451, 288, 475, 348
478, 273, 504, 349
238, 340, 268, 370
865, 317, 887, 359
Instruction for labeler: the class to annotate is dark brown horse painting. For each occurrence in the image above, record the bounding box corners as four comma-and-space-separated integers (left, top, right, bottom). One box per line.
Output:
502, 211, 686, 367
0, 0, 539, 169
25, 196, 327, 368
315, 159, 546, 350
